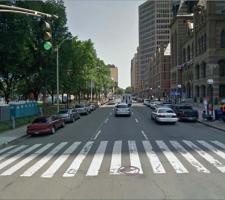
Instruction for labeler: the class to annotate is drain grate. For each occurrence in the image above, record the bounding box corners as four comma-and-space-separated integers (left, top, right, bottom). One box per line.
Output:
118, 166, 140, 176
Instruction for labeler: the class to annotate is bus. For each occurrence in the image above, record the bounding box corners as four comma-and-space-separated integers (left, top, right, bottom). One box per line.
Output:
121, 94, 132, 107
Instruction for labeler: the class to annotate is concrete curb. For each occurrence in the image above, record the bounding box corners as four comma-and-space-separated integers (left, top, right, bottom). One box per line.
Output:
0, 134, 28, 147
198, 120, 225, 132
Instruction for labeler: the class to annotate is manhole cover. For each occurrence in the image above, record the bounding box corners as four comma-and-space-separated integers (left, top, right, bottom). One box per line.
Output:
118, 166, 140, 176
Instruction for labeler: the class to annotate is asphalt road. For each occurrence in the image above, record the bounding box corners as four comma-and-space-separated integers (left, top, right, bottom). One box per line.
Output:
0, 103, 225, 199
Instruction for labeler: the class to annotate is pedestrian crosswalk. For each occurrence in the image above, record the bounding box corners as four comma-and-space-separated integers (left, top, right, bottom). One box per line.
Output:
1, 140, 225, 178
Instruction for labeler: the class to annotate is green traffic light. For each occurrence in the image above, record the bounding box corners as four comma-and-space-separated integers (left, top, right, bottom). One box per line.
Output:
44, 41, 52, 50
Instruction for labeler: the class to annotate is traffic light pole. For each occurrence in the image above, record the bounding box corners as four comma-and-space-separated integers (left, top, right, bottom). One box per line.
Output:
56, 46, 60, 113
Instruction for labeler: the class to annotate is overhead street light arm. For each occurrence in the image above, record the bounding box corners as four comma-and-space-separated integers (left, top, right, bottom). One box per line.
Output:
0, 9, 42, 17
0, 4, 58, 19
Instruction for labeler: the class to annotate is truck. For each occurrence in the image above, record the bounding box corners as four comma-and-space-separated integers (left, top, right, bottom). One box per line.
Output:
121, 94, 132, 107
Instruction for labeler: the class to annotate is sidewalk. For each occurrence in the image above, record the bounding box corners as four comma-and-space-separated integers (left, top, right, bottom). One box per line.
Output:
0, 125, 27, 145
193, 104, 225, 132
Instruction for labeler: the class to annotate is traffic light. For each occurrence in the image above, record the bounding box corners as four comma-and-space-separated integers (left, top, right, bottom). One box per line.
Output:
40, 19, 52, 50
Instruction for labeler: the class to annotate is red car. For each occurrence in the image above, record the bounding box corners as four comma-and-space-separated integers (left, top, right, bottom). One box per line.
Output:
27, 116, 65, 136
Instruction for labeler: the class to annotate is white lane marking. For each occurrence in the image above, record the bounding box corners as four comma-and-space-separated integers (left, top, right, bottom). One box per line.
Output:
135, 118, 139, 123
0, 145, 17, 155
211, 141, 225, 150
198, 140, 225, 161
63, 141, 94, 177
1, 143, 54, 176
110, 141, 122, 175
183, 140, 225, 173
41, 142, 81, 178
92, 130, 102, 140
141, 130, 149, 140
0, 145, 27, 162
142, 141, 165, 174
0, 144, 41, 171
104, 118, 109, 124
170, 141, 209, 173
86, 141, 108, 176
128, 141, 143, 174
21, 142, 68, 177
156, 141, 188, 174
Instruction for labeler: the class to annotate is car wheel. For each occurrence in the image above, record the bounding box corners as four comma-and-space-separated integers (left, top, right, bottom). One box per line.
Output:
61, 122, 65, 128
51, 127, 56, 134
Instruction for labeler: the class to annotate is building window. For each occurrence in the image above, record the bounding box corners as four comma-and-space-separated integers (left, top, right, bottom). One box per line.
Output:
201, 62, 206, 78
195, 65, 200, 79
183, 48, 186, 63
221, 30, 225, 48
218, 60, 225, 76
220, 85, 225, 98
187, 45, 190, 61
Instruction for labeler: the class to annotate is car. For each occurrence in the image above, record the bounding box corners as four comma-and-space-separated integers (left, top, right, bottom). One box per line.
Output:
74, 104, 89, 115
57, 109, 80, 123
89, 104, 96, 111
172, 105, 199, 122
114, 103, 131, 117
151, 107, 178, 124
149, 101, 161, 109
157, 102, 173, 109
26, 116, 65, 136
143, 99, 151, 106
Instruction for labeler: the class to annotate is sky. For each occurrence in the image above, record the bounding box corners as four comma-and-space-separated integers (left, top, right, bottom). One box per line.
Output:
64, 0, 145, 89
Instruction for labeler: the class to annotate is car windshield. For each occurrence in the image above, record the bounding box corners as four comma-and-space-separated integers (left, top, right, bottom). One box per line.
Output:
179, 106, 193, 109
58, 110, 68, 114
158, 109, 174, 113
75, 105, 84, 108
117, 105, 128, 108
32, 117, 48, 123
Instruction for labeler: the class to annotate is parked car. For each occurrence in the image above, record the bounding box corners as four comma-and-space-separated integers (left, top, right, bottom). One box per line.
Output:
115, 103, 131, 117
150, 101, 161, 109
151, 107, 178, 124
74, 104, 89, 115
89, 104, 96, 111
58, 109, 80, 123
27, 116, 65, 136
143, 99, 151, 106
172, 105, 199, 122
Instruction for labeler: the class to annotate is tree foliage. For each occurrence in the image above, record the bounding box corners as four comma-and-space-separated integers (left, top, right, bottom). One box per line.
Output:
0, 0, 113, 104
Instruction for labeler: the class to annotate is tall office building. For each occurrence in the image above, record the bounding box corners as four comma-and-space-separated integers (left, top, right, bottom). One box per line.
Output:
108, 64, 118, 87
139, 0, 174, 96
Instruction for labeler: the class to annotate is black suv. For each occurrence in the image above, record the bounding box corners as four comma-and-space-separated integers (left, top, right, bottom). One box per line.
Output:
172, 105, 199, 122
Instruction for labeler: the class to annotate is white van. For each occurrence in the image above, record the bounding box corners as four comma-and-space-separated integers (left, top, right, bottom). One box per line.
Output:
121, 94, 132, 107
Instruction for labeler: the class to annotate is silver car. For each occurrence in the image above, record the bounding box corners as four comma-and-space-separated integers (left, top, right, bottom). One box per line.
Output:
58, 109, 80, 123
115, 103, 131, 117
74, 104, 89, 115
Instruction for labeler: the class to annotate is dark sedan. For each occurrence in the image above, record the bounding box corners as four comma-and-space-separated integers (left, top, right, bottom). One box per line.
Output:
172, 105, 199, 122
27, 116, 65, 136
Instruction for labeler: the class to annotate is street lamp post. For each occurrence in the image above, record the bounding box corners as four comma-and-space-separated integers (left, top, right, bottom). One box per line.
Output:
177, 84, 182, 104
158, 85, 161, 101
207, 79, 214, 119
56, 36, 76, 113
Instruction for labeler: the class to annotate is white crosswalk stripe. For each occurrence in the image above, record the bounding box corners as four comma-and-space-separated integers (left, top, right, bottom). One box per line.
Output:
21, 142, 68, 177
42, 142, 81, 178
183, 140, 225, 173
110, 141, 122, 175
86, 141, 108, 176
128, 141, 143, 174
142, 140, 165, 174
156, 140, 188, 173
63, 141, 94, 177
0, 144, 41, 171
1, 143, 54, 176
198, 140, 225, 161
1, 140, 225, 178
0, 145, 27, 162
170, 141, 209, 173
0, 145, 17, 155
211, 141, 225, 150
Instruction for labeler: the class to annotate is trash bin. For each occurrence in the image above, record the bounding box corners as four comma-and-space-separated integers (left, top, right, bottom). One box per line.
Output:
215, 109, 223, 120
